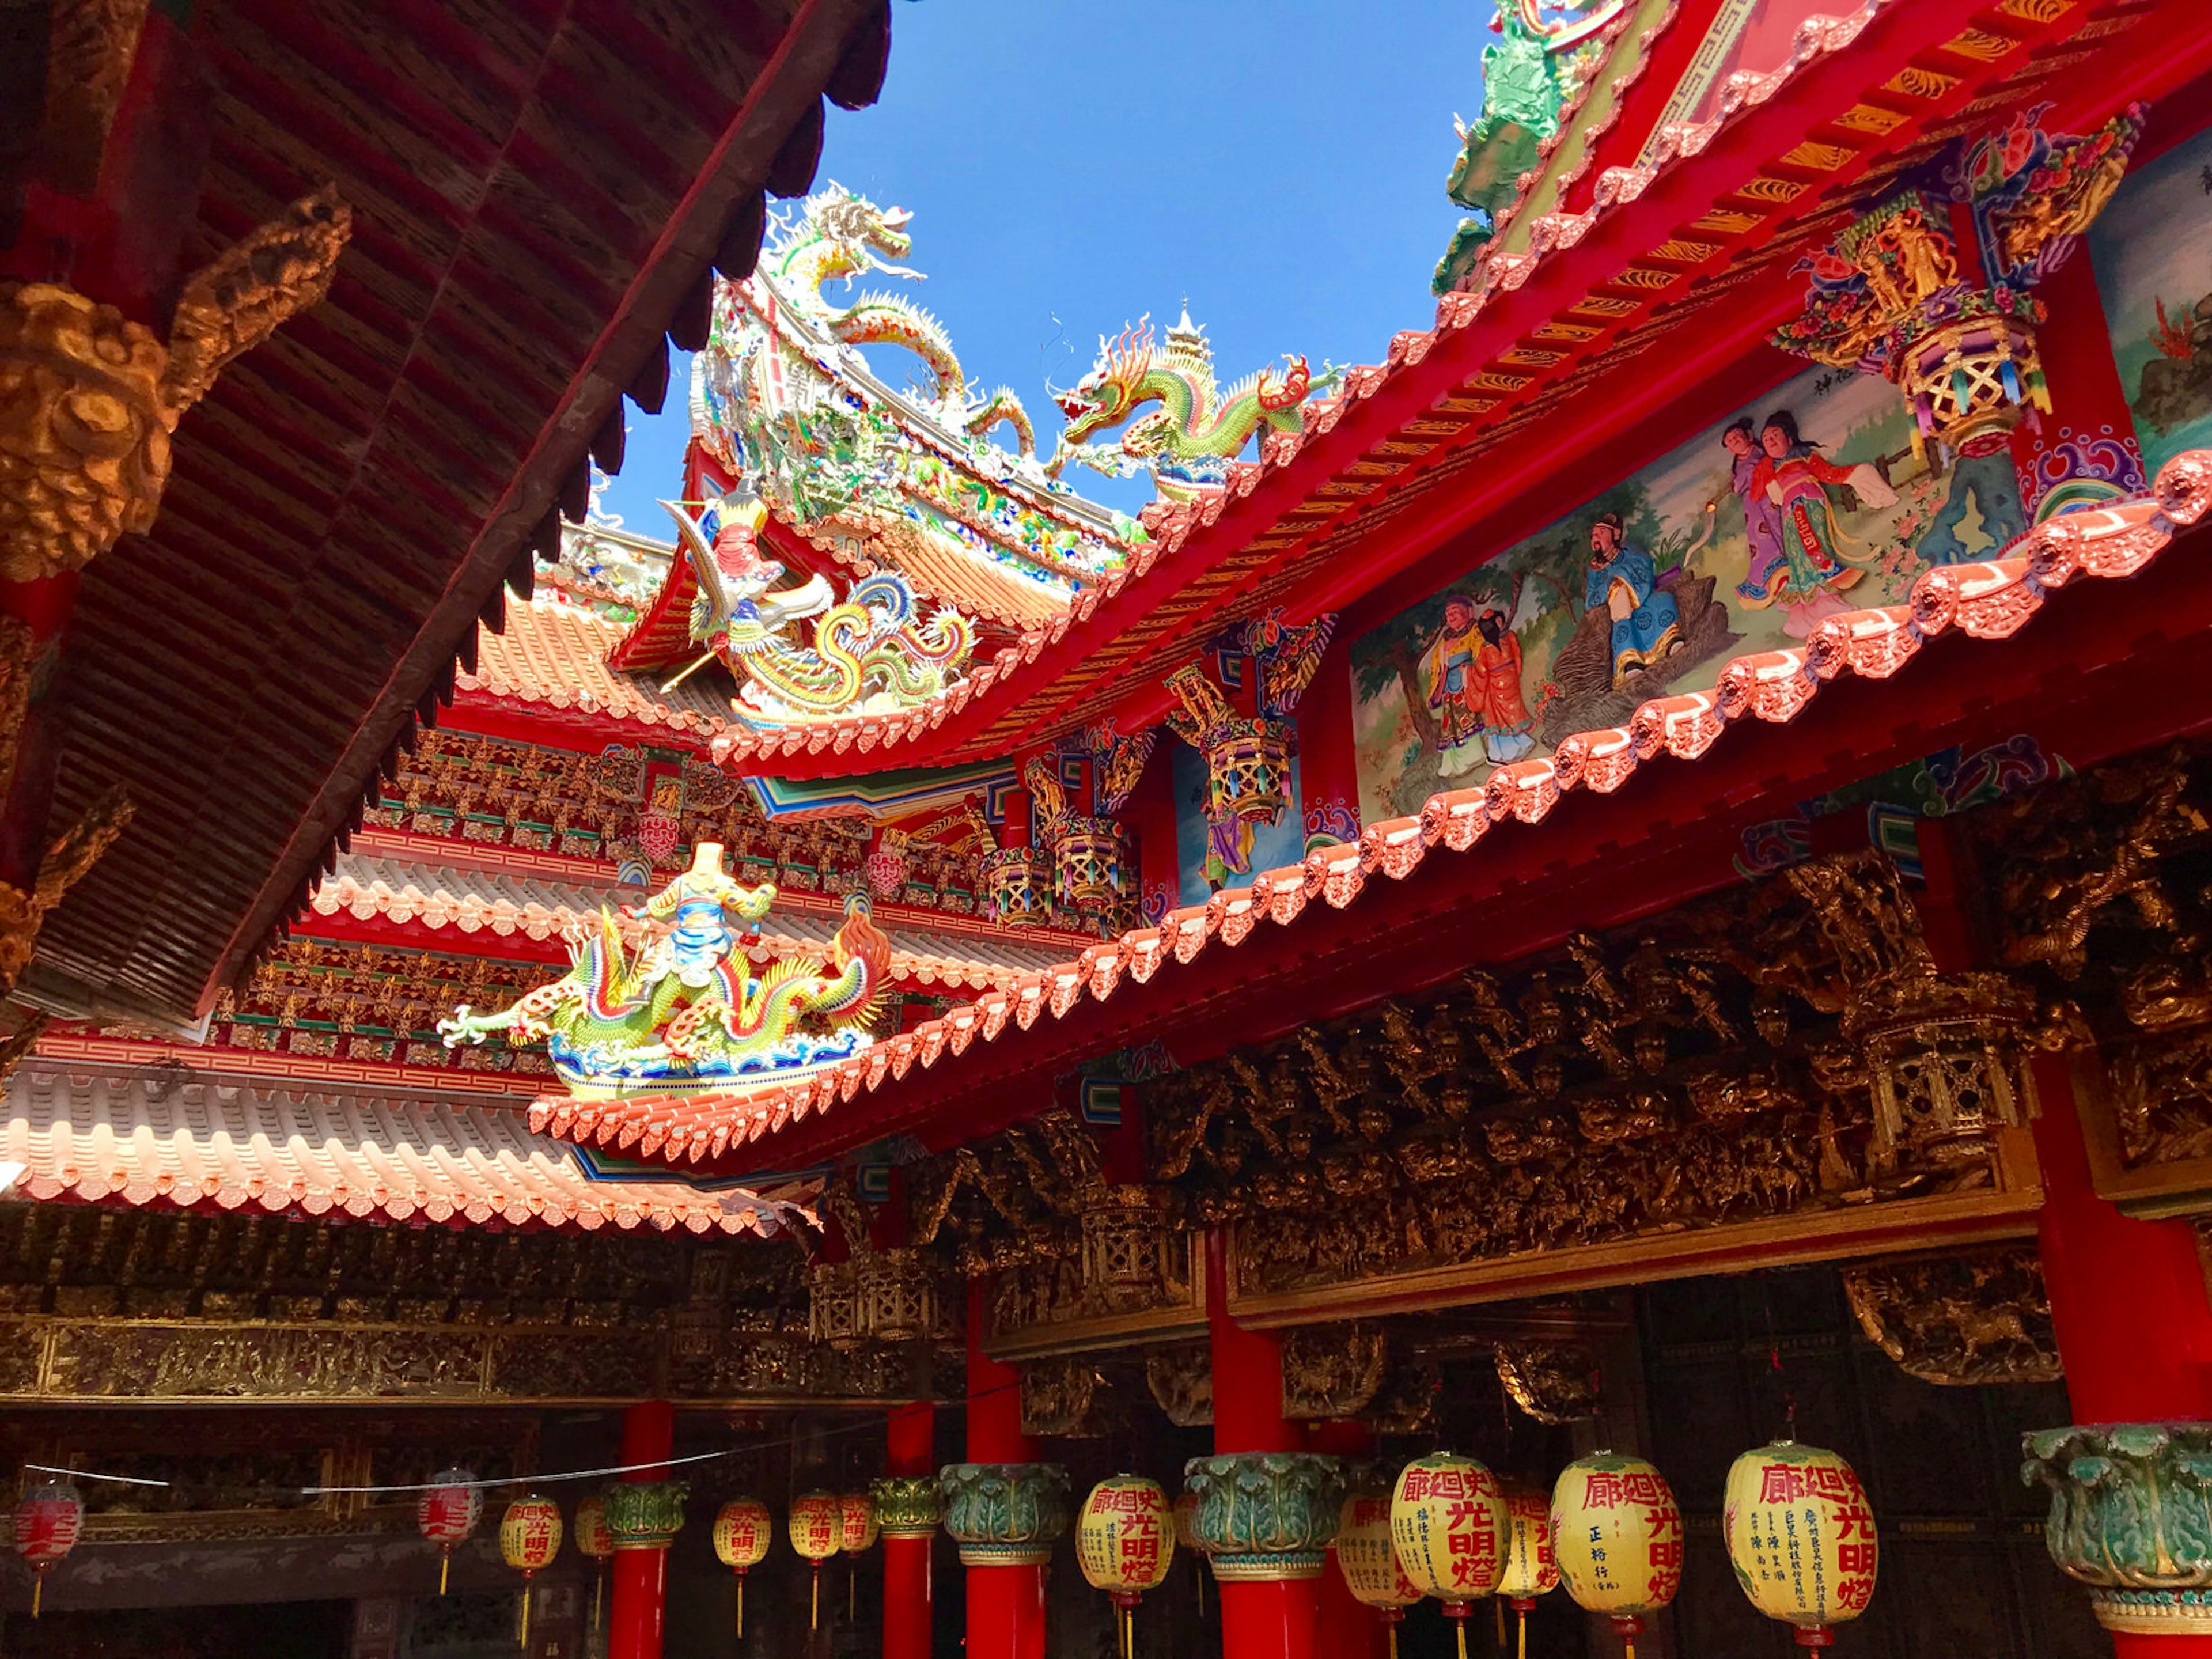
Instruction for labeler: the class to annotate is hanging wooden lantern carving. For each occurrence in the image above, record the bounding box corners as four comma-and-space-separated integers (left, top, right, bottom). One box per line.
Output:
12, 1477, 82, 1618
1391, 1453, 1508, 1659
1550, 1453, 1683, 1658
1077, 1475, 1175, 1659
1723, 1442, 1878, 1646
714, 1497, 772, 1639
1053, 816, 1130, 912
416, 1468, 483, 1596
981, 846, 1053, 926
498, 1494, 562, 1655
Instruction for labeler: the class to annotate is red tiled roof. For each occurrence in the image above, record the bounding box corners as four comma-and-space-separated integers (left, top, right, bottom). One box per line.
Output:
5, 1063, 809, 1234
312, 850, 1075, 993
459, 597, 733, 737
528, 451, 2212, 1166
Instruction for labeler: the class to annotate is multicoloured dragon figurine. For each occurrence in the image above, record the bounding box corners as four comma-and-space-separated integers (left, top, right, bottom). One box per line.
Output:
1051, 309, 1330, 502
665, 496, 975, 722
693, 184, 1139, 637
437, 843, 890, 1096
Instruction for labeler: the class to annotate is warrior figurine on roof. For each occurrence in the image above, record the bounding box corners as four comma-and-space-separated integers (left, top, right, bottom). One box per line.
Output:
437, 843, 890, 1097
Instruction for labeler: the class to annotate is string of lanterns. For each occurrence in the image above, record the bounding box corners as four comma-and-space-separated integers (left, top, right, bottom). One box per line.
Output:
9, 1440, 1876, 1647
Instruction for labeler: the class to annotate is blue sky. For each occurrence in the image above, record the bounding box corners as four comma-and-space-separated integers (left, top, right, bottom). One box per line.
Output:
595, 0, 1491, 528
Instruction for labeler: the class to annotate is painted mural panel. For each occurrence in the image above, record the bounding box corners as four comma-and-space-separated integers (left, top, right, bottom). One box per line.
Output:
1349, 363, 2026, 823
2088, 124, 2212, 479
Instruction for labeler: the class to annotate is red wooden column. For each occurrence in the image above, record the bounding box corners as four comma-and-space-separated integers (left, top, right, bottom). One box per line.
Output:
1922, 824, 2212, 1654
1292, 627, 1361, 847
1308, 1422, 1387, 1659
965, 1282, 1047, 1659
1206, 1229, 1323, 1659
608, 1401, 677, 1659
882, 1402, 935, 1659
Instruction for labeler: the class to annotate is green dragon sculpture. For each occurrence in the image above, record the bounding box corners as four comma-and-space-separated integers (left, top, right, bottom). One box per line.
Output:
437, 843, 890, 1097
1050, 309, 1330, 502
1434, 0, 1624, 296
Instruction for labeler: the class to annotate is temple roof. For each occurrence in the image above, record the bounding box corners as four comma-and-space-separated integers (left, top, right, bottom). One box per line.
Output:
3, 1062, 808, 1236
523, 456, 2212, 1169
28, 0, 895, 1027
728, 0, 2191, 780
311, 846, 1078, 993
457, 594, 733, 740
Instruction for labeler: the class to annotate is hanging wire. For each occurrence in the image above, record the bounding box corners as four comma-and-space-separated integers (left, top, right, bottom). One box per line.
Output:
18, 1378, 1027, 1499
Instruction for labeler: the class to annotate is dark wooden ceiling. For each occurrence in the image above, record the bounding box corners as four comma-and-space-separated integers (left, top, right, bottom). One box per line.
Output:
29, 0, 890, 1022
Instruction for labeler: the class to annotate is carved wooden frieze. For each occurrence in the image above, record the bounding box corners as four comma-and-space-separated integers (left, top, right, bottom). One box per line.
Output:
1843, 1245, 2062, 1385
1279, 1324, 1387, 1420
1493, 1338, 1601, 1423
1152, 851, 2049, 1321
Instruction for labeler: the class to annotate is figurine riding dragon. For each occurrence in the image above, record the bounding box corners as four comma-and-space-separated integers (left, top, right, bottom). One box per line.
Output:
1050, 310, 1333, 502
438, 844, 890, 1096
664, 495, 975, 723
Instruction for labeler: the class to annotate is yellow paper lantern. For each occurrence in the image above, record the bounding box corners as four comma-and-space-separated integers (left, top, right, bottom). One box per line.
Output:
415, 1469, 482, 1596
790, 1491, 842, 1631
1723, 1441, 1878, 1645
1337, 1492, 1421, 1658
1172, 1488, 1205, 1616
1078, 1476, 1174, 1659
573, 1494, 612, 1634
1391, 1453, 1508, 1659
1498, 1486, 1559, 1659
1550, 1453, 1683, 1658
714, 1498, 772, 1639
498, 1495, 562, 1654
839, 1490, 881, 1554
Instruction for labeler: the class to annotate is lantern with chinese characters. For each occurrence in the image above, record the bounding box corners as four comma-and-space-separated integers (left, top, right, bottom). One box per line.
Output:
1391, 1453, 1508, 1659
416, 1469, 483, 1596
790, 1490, 842, 1631
1551, 1453, 1683, 1659
839, 1490, 879, 1620
1724, 1442, 1878, 1645
1498, 1486, 1560, 1659
12, 1477, 82, 1618
573, 1493, 612, 1634
1336, 1491, 1421, 1658
1077, 1476, 1175, 1659
713, 1498, 771, 1638
498, 1495, 562, 1654
1172, 1488, 1205, 1616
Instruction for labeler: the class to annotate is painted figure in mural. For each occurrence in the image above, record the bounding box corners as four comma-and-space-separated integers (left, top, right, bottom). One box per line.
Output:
1474, 609, 1536, 764
1585, 514, 1681, 687
1721, 418, 1789, 604
1424, 593, 1490, 752
1748, 411, 1896, 632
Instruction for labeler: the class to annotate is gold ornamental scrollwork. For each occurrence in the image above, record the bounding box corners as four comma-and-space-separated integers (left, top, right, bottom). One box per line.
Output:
1493, 1338, 1601, 1423
0, 185, 349, 584
1279, 1324, 1387, 1420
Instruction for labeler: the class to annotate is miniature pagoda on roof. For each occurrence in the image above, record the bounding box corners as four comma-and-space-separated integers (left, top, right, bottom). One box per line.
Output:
7, 0, 2212, 1656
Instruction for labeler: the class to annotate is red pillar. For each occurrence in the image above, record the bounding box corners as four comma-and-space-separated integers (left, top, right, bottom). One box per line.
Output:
1206, 1229, 1321, 1659
883, 1402, 935, 1659
966, 1282, 1047, 1659
609, 1401, 675, 1659
1309, 1422, 1387, 1659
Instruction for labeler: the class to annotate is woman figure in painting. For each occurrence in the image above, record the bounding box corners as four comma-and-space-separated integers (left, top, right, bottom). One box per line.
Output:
1752, 409, 1897, 636
1474, 608, 1536, 764
1720, 417, 1789, 605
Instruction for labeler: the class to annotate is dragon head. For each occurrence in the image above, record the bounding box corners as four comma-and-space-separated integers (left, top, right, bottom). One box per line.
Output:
798, 184, 916, 284
1054, 316, 1156, 445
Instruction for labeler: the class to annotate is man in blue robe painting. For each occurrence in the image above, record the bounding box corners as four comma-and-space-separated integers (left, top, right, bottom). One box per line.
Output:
1585, 512, 1681, 688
